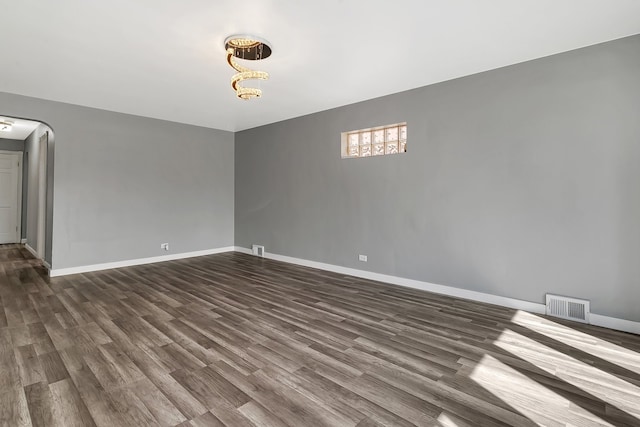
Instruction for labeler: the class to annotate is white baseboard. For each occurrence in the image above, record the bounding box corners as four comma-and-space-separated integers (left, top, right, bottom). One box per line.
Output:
235, 247, 545, 314
590, 314, 640, 335
49, 246, 235, 277
24, 243, 39, 259
234, 247, 640, 335
45, 244, 640, 335
233, 246, 254, 255
21, 238, 27, 244
24, 242, 50, 273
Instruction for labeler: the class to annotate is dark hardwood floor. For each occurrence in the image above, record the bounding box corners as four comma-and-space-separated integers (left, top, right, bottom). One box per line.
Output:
1, 244, 639, 426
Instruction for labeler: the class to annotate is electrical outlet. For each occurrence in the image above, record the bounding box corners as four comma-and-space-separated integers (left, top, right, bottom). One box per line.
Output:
160, 243, 169, 251
358, 254, 367, 262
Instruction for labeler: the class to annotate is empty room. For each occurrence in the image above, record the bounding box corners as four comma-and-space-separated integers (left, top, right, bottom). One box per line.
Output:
1, 1, 640, 426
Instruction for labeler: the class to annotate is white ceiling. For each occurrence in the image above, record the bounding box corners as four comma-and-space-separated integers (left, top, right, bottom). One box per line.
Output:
0, 117, 41, 141
2, 0, 639, 132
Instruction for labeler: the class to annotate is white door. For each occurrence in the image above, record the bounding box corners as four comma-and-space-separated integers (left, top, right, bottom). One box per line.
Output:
0, 152, 21, 244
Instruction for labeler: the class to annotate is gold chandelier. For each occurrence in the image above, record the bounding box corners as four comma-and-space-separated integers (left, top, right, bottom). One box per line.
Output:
224, 35, 272, 100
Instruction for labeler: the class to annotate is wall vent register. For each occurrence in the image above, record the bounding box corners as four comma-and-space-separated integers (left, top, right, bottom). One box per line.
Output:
545, 294, 590, 324
342, 123, 407, 158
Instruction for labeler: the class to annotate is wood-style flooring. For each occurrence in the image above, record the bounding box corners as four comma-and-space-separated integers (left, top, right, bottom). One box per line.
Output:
1, 244, 640, 426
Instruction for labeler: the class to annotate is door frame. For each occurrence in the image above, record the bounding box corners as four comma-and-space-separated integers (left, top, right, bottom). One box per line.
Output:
0, 150, 24, 244
36, 132, 47, 258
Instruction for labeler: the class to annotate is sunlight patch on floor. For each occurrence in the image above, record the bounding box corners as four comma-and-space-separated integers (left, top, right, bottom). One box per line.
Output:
436, 412, 469, 427
470, 352, 615, 426
493, 328, 640, 420
511, 310, 640, 375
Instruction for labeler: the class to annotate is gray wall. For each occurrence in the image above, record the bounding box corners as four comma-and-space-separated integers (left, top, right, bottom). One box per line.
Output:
236, 34, 640, 322
1, 94, 235, 269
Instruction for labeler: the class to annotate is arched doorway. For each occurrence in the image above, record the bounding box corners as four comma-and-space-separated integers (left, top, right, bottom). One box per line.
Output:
0, 115, 55, 267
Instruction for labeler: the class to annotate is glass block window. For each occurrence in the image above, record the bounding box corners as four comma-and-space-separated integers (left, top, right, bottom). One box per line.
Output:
342, 122, 407, 158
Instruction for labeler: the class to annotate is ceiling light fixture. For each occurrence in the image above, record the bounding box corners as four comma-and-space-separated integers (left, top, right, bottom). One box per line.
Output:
0, 120, 13, 132
224, 35, 272, 100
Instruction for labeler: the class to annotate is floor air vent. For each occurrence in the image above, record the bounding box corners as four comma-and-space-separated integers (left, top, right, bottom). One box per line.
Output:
545, 294, 590, 323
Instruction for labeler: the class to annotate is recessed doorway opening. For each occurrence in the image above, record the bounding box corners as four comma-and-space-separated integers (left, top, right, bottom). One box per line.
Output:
0, 115, 55, 267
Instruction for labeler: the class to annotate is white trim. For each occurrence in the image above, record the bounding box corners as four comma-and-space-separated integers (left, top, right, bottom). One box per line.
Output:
234, 246, 253, 255
590, 314, 640, 335
234, 247, 640, 335
45, 244, 640, 335
49, 246, 235, 277
36, 132, 47, 258
25, 243, 49, 273
21, 238, 27, 244
24, 243, 39, 259
267, 251, 546, 313
237, 247, 546, 314
16, 152, 23, 244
